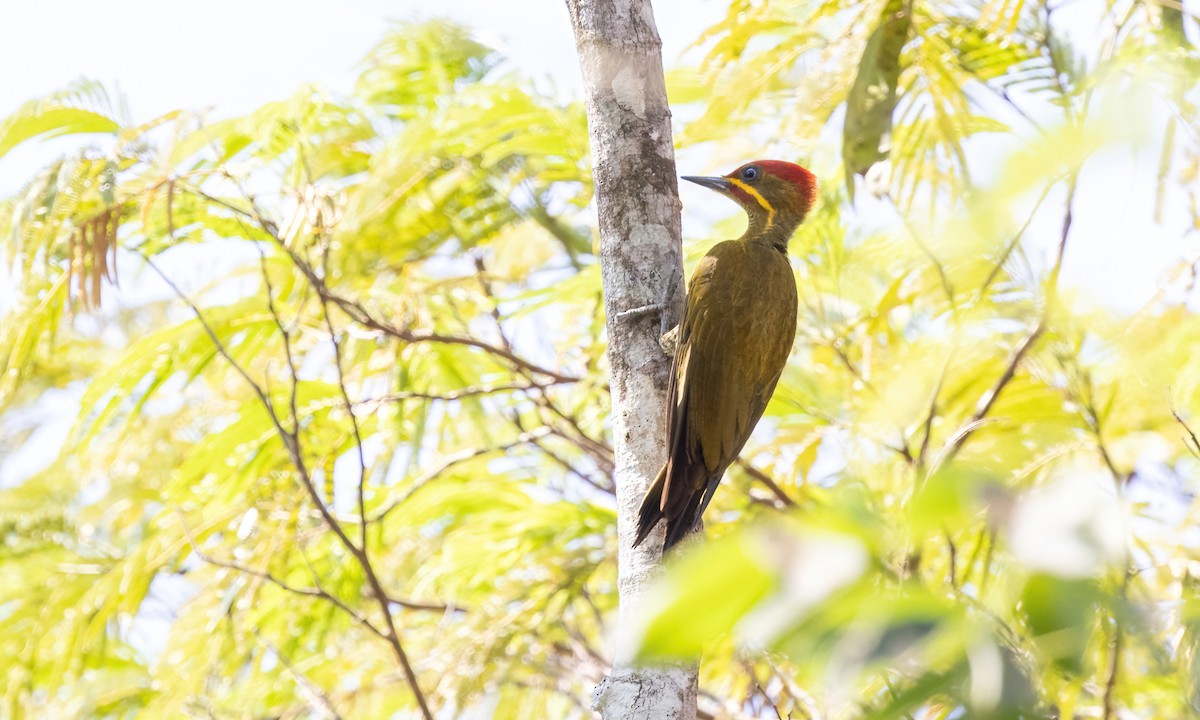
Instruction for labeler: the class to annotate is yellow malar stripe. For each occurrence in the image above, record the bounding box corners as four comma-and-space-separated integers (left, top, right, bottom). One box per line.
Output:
727, 177, 776, 228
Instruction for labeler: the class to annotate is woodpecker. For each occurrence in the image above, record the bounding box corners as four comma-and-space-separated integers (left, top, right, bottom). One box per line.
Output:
634, 160, 817, 551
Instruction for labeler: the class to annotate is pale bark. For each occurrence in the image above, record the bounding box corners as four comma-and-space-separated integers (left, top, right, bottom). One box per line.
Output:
564, 0, 695, 717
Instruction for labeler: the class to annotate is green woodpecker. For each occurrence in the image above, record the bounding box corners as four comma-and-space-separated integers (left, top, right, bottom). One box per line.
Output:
634, 160, 817, 551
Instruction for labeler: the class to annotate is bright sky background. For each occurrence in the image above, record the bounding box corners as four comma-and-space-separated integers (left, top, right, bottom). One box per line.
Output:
0, 0, 723, 194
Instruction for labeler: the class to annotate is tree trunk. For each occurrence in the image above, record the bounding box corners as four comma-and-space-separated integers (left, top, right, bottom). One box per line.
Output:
564, 0, 695, 717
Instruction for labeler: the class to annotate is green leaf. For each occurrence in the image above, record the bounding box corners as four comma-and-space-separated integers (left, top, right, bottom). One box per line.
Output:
0, 80, 122, 161
843, 0, 912, 197
635, 532, 777, 660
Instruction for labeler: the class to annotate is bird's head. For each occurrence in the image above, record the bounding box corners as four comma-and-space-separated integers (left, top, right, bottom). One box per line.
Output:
682, 160, 817, 249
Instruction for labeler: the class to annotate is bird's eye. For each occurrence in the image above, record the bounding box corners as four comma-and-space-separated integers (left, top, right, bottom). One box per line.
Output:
741, 166, 760, 182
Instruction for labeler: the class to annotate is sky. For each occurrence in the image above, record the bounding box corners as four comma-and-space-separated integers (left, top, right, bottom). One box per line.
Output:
0, 0, 723, 194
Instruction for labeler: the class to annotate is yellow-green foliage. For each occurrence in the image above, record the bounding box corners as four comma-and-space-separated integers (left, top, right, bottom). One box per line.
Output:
1, 3, 1199, 718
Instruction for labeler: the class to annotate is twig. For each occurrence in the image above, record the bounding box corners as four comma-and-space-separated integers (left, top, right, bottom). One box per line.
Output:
1102, 616, 1122, 720
529, 434, 615, 495
318, 291, 371, 551
895, 207, 954, 305
174, 511, 384, 638
355, 381, 567, 407
472, 252, 513, 354
471, 252, 617, 482
140, 253, 358, 553
941, 322, 1045, 466
830, 339, 915, 463
935, 167, 1078, 468
763, 657, 822, 720
540, 414, 616, 476
253, 629, 345, 720
946, 530, 957, 588
383, 594, 466, 614
742, 661, 786, 720
257, 243, 300, 434
188, 183, 582, 384
1170, 398, 1200, 459
916, 349, 954, 470
1102, 567, 1131, 720
736, 459, 796, 508
530, 385, 616, 471
141, 249, 435, 720
372, 428, 552, 521
1077, 374, 1128, 484
979, 183, 1055, 296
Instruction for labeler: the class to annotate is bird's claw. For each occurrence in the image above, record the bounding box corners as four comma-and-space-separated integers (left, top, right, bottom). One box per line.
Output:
618, 270, 682, 356
659, 325, 679, 357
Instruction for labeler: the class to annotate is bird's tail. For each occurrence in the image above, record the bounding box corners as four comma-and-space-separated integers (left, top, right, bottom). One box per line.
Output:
633, 465, 668, 549
633, 463, 718, 552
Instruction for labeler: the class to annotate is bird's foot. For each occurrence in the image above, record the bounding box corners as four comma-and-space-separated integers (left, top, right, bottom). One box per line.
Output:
615, 303, 678, 357
658, 324, 679, 357
618, 268, 682, 356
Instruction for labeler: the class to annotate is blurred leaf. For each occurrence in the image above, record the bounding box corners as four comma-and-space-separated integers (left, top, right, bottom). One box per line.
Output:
843, 0, 912, 197
0, 79, 122, 161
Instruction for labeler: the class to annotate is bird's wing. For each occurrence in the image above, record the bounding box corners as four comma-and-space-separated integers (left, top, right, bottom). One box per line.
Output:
658, 248, 721, 513
659, 244, 750, 514
658, 242, 797, 528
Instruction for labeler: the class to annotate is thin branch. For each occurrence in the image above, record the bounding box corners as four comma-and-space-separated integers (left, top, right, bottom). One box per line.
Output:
895, 207, 954, 305
1102, 569, 1131, 720
331, 285, 581, 382
792, 398, 913, 462
961, 525, 989, 592
355, 381, 566, 408
529, 385, 616, 471
471, 252, 617, 483
736, 459, 796, 508
1078, 376, 1128, 484
293, 545, 454, 616
945, 530, 958, 589
542, 418, 616, 476
139, 251, 280, 428
829, 338, 915, 463
742, 661, 786, 720
188, 183, 582, 384
319, 292, 371, 551
472, 252, 513, 354
529, 433, 616, 495
383, 594, 466, 614
763, 657, 822, 720
1102, 614, 1122, 720
140, 253, 360, 551
941, 321, 1045, 467
916, 349, 954, 470
372, 428, 552, 522
1170, 398, 1200, 459
141, 248, 435, 719
935, 168, 1078, 469
979, 183, 1055, 297
257, 243, 300, 434
175, 512, 384, 639
1045, 172, 1078, 310
253, 630, 346, 720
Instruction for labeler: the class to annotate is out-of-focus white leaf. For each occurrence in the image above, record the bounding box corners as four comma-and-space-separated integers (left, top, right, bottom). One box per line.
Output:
737, 526, 869, 649
1009, 468, 1127, 578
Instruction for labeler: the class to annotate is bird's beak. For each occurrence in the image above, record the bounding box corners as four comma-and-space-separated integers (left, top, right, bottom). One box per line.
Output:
681, 176, 733, 194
